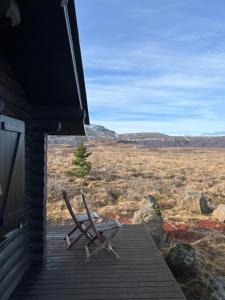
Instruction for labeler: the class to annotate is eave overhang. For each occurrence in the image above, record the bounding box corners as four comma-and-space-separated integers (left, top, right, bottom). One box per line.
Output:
0, 0, 89, 135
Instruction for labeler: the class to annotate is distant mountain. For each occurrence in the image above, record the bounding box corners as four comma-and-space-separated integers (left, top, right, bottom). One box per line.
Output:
118, 134, 225, 148
85, 124, 117, 140
48, 124, 117, 144
202, 132, 225, 137
118, 132, 169, 139
48, 125, 225, 148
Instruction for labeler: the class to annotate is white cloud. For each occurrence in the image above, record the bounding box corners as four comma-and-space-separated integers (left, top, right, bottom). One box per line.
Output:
77, 0, 225, 135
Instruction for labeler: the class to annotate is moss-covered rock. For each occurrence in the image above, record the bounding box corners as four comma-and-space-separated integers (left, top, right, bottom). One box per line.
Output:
201, 277, 225, 300
199, 193, 214, 215
212, 204, 225, 223
146, 195, 157, 207
133, 196, 163, 247
165, 243, 197, 278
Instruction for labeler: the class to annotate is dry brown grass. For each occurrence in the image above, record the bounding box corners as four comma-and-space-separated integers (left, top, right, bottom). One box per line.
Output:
161, 231, 225, 299
47, 143, 225, 225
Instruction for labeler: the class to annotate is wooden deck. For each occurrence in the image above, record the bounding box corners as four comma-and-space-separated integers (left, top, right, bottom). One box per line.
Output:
11, 225, 186, 300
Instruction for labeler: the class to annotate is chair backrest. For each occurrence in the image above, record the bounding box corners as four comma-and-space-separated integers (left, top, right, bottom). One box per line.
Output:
61, 189, 83, 231
80, 190, 103, 240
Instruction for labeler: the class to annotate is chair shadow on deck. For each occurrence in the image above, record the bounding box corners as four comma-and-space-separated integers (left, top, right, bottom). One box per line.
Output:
11, 225, 186, 300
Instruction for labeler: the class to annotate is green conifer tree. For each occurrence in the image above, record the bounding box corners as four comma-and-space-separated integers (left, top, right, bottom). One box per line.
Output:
67, 142, 92, 178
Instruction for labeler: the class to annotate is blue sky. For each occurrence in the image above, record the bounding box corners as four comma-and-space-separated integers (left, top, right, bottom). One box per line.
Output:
76, 0, 225, 135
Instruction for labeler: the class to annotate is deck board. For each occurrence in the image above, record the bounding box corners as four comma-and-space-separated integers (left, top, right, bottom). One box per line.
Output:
11, 225, 186, 300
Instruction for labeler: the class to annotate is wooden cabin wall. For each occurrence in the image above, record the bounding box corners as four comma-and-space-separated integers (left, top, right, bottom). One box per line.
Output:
0, 56, 32, 300
29, 127, 47, 264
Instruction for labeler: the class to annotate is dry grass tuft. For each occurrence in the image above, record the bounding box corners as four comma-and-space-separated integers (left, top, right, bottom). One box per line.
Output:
194, 231, 225, 277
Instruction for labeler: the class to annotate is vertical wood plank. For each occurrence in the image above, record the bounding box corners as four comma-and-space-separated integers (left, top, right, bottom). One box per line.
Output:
29, 126, 47, 265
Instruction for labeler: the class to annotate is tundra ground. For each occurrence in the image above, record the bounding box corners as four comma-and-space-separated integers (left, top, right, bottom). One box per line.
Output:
47, 142, 225, 299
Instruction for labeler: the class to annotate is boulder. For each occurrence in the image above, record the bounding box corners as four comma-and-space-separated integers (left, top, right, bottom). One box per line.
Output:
146, 195, 157, 206
133, 196, 163, 247
199, 193, 214, 215
165, 243, 197, 278
212, 204, 225, 223
201, 276, 225, 300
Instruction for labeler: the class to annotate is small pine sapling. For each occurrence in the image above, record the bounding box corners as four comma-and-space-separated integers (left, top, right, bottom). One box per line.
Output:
66, 142, 92, 179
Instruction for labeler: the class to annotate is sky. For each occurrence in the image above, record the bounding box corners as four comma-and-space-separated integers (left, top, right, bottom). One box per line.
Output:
76, 0, 225, 135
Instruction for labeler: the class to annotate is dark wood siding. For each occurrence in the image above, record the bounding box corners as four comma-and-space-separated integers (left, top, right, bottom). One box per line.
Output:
0, 227, 29, 300
0, 56, 31, 300
29, 127, 47, 264
0, 57, 30, 120
0, 115, 25, 235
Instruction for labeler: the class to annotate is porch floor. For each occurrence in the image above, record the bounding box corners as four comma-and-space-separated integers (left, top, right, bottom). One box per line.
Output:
11, 225, 186, 300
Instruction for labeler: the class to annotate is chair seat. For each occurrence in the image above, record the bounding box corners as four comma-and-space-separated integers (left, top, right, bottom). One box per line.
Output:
76, 211, 98, 222
95, 219, 122, 232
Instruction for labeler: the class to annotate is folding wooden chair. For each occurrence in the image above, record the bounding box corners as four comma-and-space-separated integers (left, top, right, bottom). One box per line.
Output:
61, 189, 99, 249
80, 190, 122, 263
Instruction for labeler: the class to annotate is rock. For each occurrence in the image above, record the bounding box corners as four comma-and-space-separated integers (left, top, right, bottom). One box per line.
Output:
199, 193, 214, 215
212, 204, 225, 223
165, 243, 197, 278
201, 276, 225, 300
147, 195, 157, 206
133, 196, 163, 247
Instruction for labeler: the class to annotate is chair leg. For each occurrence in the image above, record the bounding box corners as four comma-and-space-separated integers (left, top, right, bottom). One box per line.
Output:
67, 231, 84, 249
67, 227, 93, 249
106, 241, 119, 259
68, 225, 78, 236
84, 231, 92, 240
81, 223, 93, 240
64, 225, 78, 241
85, 240, 108, 263
106, 227, 122, 250
87, 235, 98, 246
85, 238, 119, 262
65, 235, 71, 248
